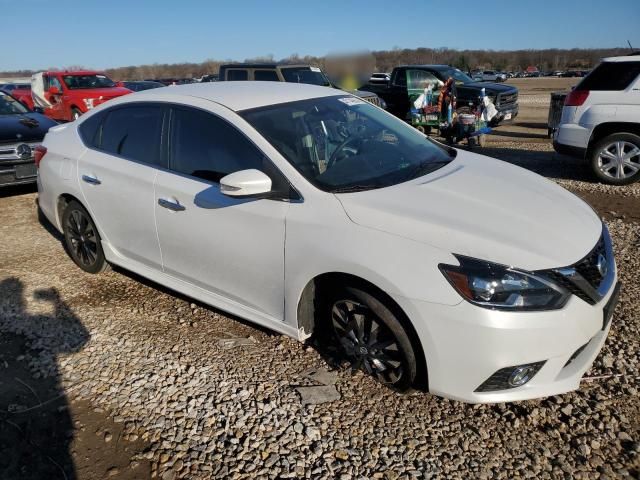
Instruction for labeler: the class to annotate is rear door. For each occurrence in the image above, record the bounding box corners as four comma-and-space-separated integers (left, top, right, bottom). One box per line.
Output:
154, 104, 289, 319
77, 103, 166, 269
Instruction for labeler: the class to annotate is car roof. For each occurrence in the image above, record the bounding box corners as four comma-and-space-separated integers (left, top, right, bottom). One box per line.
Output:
602, 54, 640, 62
220, 63, 316, 70
131, 81, 343, 111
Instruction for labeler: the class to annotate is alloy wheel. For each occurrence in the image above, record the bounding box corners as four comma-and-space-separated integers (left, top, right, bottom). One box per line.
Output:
331, 299, 404, 384
596, 140, 640, 180
65, 209, 98, 267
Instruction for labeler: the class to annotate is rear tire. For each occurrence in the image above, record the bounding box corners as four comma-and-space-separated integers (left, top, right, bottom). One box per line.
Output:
71, 108, 82, 121
321, 285, 418, 391
590, 133, 640, 185
62, 200, 108, 274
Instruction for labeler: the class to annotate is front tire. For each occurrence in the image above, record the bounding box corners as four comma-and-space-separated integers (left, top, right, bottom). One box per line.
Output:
62, 200, 108, 274
71, 108, 82, 121
590, 133, 640, 185
324, 285, 418, 391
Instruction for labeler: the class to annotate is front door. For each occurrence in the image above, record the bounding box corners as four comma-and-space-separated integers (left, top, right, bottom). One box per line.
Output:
154, 105, 289, 319
78, 104, 166, 269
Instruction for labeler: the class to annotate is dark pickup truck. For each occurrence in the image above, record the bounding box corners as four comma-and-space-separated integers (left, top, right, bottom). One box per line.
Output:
360, 65, 519, 125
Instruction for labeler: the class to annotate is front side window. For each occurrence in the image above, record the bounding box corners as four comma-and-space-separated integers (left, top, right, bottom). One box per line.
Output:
100, 106, 164, 166
49, 76, 63, 91
62, 74, 116, 90
227, 70, 248, 81
577, 61, 640, 91
242, 96, 453, 192
0, 92, 29, 114
169, 107, 265, 183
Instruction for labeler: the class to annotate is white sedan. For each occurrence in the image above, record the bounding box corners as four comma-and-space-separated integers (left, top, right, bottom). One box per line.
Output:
36, 82, 619, 403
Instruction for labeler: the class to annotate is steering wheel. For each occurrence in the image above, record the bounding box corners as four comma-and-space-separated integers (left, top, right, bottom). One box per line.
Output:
327, 136, 361, 169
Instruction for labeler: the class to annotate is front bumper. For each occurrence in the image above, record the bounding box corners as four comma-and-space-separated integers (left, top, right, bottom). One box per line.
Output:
494, 104, 519, 123
394, 274, 618, 403
0, 159, 37, 187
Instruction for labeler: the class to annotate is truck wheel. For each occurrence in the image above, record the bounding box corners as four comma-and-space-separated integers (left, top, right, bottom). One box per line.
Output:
590, 133, 640, 185
71, 108, 83, 121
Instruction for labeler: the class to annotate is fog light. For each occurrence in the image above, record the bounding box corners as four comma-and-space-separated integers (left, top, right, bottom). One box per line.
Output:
475, 361, 546, 392
508, 366, 536, 387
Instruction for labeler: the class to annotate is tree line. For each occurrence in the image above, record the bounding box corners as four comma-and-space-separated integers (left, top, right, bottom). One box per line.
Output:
1, 47, 631, 80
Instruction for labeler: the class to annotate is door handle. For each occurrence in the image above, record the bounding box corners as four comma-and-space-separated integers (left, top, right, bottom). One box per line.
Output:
82, 174, 101, 185
158, 198, 186, 212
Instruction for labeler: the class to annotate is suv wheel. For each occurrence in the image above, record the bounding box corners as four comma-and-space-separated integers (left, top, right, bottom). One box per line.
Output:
62, 200, 108, 274
71, 108, 82, 121
590, 133, 640, 185
323, 285, 418, 391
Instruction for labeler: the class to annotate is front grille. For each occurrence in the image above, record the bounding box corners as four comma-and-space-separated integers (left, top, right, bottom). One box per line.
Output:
574, 235, 606, 288
361, 95, 381, 107
497, 91, 518, 106
0, 141, 39, 163
546, 271, 596, 305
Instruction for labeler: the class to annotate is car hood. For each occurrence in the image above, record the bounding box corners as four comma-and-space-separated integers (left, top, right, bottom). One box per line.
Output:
461, 81, 516, 95
336, 151, 602, 271
0, 112, 57, 143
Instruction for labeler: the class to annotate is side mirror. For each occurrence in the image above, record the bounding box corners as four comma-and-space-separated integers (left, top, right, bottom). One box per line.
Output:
49, 86, 61, 95
220, 169, 272, 197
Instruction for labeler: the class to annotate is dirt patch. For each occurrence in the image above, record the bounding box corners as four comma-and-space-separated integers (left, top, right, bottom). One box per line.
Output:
0, 333, 151, 480
571, 190, 640, 224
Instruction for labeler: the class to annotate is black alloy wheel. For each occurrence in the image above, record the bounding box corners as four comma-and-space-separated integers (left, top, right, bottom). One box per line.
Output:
62, 200, 108, 274
327, 286, 418, 391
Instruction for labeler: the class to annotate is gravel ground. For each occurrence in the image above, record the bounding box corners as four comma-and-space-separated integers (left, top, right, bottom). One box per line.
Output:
0, 80, 638, 478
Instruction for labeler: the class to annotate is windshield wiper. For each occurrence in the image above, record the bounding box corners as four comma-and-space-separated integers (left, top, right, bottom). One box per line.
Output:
406, 159, 451, 180
332, 184, 382, 193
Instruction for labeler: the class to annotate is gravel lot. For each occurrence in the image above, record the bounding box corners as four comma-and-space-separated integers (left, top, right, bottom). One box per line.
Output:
0, 78, 638, 479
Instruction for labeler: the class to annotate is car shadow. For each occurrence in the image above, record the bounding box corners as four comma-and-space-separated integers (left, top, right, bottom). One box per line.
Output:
0, 183, 37, 198
0, 277, 89, 480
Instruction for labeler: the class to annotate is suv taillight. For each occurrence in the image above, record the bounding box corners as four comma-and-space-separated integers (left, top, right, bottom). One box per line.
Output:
34, 145, 47, 168
564, 89, 589, 107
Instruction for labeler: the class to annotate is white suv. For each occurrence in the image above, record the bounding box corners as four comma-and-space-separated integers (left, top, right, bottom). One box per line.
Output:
554, 54, 640, 184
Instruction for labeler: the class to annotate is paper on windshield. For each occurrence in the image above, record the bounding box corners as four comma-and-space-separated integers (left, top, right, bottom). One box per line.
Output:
338, 97, 366, 106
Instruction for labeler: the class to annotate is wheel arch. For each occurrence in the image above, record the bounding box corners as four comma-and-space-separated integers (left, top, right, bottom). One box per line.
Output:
588, 122, 640, 150
296, 271, 428, 390
56, 193, 84, 229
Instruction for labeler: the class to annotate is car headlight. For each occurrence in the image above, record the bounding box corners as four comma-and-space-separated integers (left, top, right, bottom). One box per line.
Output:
439, 255, 569, 311
83, 98, 95, 109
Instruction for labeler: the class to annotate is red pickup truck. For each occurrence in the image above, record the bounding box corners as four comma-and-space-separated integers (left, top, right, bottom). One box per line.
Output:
29, 70, 132, 122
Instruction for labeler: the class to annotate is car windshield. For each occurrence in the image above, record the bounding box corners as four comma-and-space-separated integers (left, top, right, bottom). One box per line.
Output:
439, 67, 474, 84
281, 67, 332, 87
0, 92, 29, 115
62, 74, 116, 89
241, 95, 454, 192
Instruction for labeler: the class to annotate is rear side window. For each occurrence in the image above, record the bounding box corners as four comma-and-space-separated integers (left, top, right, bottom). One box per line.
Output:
78, 111, 106, 147
254, 70, 280, 81
578, 62, 640, 91
226, 70, 248, 81
100, 106, 165, 166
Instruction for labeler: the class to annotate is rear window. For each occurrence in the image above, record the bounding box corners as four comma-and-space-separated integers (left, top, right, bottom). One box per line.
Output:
226, 70, 248, 81
577, 61, 640, 91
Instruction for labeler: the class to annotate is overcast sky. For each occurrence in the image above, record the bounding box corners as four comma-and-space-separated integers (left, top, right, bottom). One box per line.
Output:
2, 0, 639, 71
